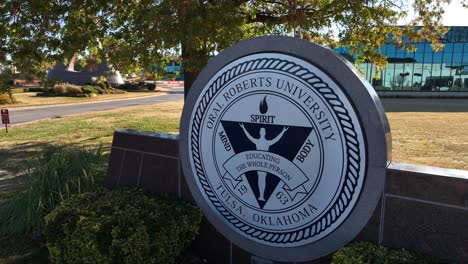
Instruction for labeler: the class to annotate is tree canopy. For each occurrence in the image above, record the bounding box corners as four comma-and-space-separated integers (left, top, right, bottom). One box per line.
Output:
1, 0, 466, 91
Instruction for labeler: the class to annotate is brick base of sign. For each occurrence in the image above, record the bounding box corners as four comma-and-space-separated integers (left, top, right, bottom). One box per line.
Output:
105, 129, 468, 263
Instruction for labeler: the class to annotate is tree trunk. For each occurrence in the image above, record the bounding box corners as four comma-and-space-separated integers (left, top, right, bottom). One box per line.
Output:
179, 2, 207, 98
66, 52, 78, 71
181, 43, 203, 98
183, 70, 198, 98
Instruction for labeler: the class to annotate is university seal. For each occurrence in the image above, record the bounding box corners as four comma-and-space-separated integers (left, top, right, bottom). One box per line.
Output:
180, 37, 390, 261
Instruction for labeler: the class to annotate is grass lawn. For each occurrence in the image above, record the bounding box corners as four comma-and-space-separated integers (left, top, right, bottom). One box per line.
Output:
1, 99, 467, 172
0, 98, 466, 263
387, 112, 468, 170
0, 100, 182, 172
1, 90, 164, 108
0, 100, 183, 263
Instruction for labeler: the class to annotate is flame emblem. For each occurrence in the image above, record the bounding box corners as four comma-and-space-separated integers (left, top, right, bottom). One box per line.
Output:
259, 96, 268, 114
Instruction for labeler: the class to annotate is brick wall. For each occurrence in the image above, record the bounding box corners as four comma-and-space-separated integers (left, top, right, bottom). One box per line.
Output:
105, 129, 468, 264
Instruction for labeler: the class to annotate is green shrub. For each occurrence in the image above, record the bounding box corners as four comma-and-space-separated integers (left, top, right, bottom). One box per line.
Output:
147, 83, 156, 90
53, 84, 66, 95
109, 87, 126, 94
26, 87, 45, 93
0, 93, 16, 104
10, 88, 26, 94
38, 84, 85, 97
36, 87, 55, 96
95, 75, 107, 83
97, 81, 106, 90
82, 85, 99, 95
44, 189, 202, 264
0, 75, 17, 104
65, 84, 83, 97
118, 83, 139, 90
53, 84, 84, 97
41, 77, 61, 88
92, 85, 105, 94
130, 83, 140, 90
332, 242, 445, 264
91, 76, 112, 90
118, 83, 128, 90
0, 145, 107, 236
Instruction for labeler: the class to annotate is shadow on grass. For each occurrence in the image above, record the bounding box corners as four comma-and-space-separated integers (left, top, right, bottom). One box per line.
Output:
0, 142, 56, 173
0, 141, 111, 173
0, 236, 49, 264
0, 142, 56, 206
0, 143, 52, 262
0, 142, 111, 205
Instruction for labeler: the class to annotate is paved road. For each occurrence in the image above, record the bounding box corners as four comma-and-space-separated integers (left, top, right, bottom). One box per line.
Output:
9, 86, 466, 125
8, 88, 183, 125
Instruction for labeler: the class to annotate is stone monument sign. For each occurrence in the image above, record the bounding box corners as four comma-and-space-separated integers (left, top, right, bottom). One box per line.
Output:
179, 36, 390, 262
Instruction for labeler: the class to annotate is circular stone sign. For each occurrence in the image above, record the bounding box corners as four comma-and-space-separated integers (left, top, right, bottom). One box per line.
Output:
180, 36, 390, 262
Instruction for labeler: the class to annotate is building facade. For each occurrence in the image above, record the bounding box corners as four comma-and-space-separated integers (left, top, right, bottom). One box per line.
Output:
334, 26, 468, 92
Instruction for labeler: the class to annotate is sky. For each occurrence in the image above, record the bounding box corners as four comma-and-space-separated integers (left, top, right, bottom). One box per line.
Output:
399, 1, 468, 26
442, 1, 468, 26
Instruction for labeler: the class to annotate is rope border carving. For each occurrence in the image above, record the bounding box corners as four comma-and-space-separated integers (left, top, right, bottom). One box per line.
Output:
189, 58, 363, 244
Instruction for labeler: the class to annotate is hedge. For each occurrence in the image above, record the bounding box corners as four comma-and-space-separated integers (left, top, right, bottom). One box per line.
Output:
332, 242, 446, 264
44, 189, 202, 264
81, 85, 99, 96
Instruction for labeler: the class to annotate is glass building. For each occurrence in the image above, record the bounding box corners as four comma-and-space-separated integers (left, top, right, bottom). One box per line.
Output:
334, 26, 468, 92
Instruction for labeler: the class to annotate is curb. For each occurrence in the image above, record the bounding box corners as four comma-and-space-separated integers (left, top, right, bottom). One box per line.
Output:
3, 92, 169, 111
1, 92, 184, 129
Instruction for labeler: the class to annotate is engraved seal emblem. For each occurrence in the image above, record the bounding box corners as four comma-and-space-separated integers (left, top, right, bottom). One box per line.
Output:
180, 37, 389, 262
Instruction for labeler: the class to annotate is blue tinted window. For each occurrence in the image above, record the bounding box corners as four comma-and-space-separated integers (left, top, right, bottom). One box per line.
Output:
453, 53, 462, 64
396, 47, 405, 55
333, 47, 344, 53
386, 45, 396, 56
395, 52, 406, 58
442, 52, 453, 64
380, 45, 387, 54
414, 53, 423, 63
454, 43, 463, 52
424, 53, 433, 63
335, 26, 468, 91
463, 52, 468, 64
415, 44, 425, 53
406, 52, 415, 59
444, 43, 454, 53
424, 44, 432, 53
432, 52, 442, 63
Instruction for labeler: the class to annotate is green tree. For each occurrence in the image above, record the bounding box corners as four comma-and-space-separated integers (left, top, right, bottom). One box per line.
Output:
0, 0, 109, 75
158, 0, 466, 92
1, 0, 465, 94
0, 65, 16, 104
